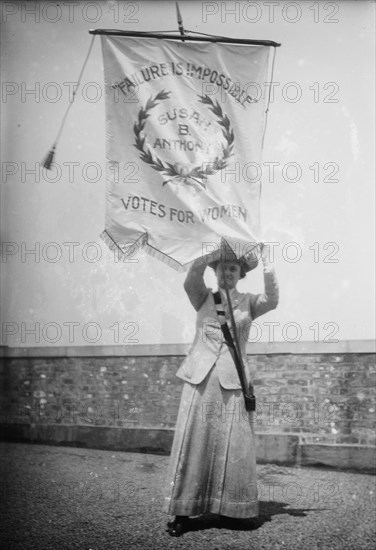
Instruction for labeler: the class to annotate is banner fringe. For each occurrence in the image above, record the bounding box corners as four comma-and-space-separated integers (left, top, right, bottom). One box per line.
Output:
100, 230, 259, 273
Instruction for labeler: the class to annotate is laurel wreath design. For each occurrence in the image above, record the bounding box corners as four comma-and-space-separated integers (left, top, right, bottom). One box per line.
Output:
133, 90, 235, 188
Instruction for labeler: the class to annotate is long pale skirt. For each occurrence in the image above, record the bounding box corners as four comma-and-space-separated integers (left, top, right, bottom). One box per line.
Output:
164, 366, 258, 518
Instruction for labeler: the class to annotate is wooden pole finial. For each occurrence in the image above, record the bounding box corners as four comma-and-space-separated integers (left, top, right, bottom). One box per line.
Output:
176, 2, 185, 41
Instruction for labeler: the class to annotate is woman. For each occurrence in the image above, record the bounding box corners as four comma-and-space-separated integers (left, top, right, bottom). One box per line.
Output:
164, 243, 279, 536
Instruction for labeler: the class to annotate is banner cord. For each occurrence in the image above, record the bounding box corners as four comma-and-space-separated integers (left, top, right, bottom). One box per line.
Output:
55, 34, 96, 144
261, 46, 277, 151
42, 34, 96, 169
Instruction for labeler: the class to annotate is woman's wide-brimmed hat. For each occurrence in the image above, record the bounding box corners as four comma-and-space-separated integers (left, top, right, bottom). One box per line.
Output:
207, 242, 259, 274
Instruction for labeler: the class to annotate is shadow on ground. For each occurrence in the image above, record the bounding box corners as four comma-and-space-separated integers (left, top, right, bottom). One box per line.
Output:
172, 500, 326, 535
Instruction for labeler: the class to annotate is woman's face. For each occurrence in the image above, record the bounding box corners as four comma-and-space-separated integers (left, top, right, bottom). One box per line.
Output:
215, 261, 241, 290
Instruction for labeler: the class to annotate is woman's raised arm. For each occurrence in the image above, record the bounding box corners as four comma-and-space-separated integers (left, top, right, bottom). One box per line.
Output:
250, 243, 279, 320
183, 260, 209, 312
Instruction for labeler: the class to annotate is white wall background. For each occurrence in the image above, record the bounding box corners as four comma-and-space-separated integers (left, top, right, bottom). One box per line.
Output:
1, 0, 375, 347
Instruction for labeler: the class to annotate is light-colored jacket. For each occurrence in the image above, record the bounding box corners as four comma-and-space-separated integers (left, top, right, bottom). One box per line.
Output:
176, 265, 279, 389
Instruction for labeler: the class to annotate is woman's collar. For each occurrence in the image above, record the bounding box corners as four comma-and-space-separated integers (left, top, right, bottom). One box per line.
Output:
219, 287, 238, 299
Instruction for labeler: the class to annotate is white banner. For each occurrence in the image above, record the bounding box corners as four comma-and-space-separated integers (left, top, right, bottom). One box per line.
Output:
100, 36, 273, 270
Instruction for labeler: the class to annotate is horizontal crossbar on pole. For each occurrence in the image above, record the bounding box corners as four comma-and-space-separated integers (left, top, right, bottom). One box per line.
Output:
88, 29, 281, 47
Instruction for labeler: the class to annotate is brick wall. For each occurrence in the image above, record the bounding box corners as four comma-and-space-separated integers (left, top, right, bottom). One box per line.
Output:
251, 353, 375, 446
1, 347, 375, 448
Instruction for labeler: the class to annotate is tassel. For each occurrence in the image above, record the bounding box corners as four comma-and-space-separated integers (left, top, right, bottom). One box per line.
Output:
42, 144, 56, 170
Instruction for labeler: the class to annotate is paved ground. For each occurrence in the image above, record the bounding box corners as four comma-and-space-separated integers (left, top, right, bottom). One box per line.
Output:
0, 442, 375, 550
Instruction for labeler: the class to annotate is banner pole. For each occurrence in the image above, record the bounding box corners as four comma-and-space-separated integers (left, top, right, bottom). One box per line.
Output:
88, 29, 281, 48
